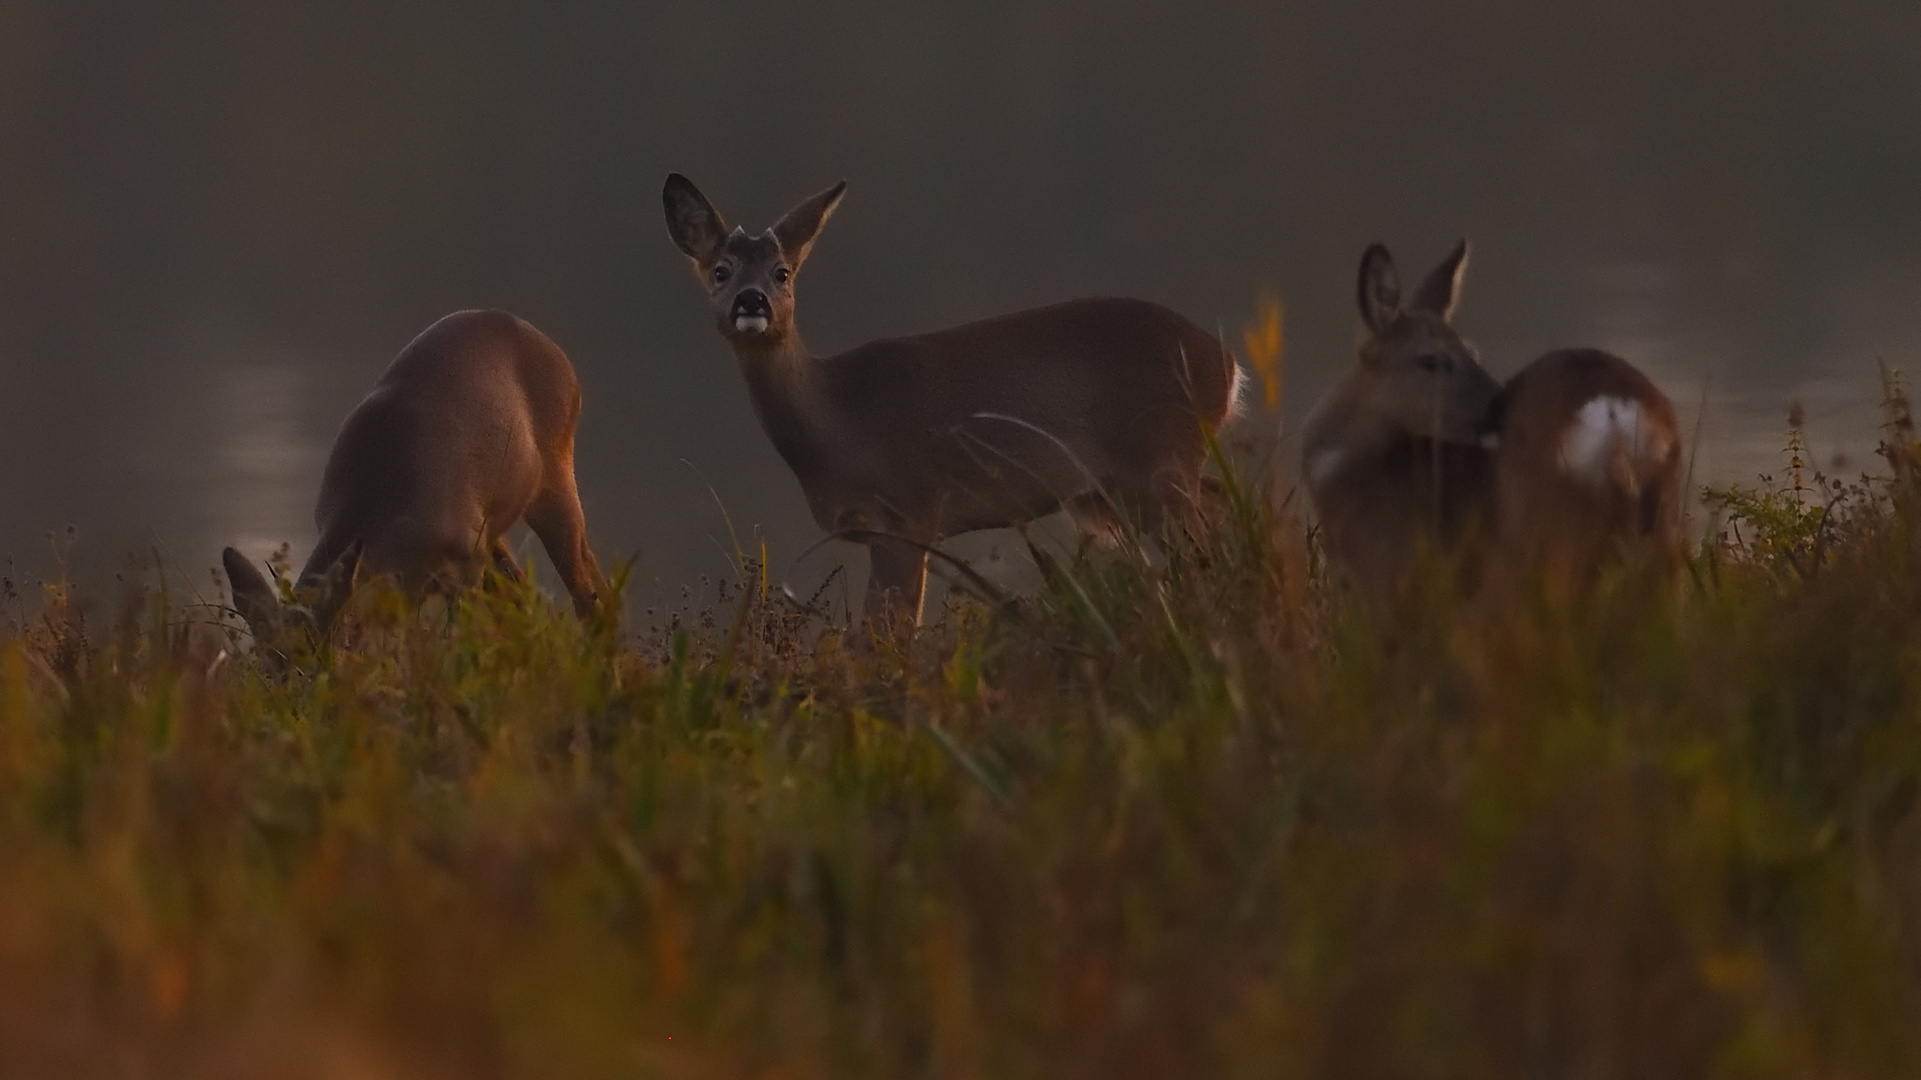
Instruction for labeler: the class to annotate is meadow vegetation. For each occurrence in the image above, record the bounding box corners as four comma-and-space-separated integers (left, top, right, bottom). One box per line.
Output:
1, 383, 1919, 1079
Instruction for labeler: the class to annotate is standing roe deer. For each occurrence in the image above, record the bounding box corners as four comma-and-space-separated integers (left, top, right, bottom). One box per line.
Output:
1303, 241, 1682, 597
1490, 347, 1682, 581
221, 309, 604, 643
1302, 241, 1504, 595
661, 174, 1242, 629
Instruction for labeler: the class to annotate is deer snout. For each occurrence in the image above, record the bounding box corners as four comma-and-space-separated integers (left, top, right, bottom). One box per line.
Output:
730, 289, 773, 335
1455, 369, 1505, 440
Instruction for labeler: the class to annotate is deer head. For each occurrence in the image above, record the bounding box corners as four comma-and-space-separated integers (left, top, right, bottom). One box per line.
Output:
663, 173, 847, 349
1352, 240, 1503, 446
221, 542, 361, 652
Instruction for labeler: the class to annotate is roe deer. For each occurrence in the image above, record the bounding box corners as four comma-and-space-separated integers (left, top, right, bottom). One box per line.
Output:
222, 309, 604, 644
1490, 347, 1682, 582
661, 174, 1242, 629
1303, 241, 1683, 597
1301, 241, 1503, 595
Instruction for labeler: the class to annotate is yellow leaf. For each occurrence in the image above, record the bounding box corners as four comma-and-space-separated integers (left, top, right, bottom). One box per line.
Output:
1242, 295, 1285, 414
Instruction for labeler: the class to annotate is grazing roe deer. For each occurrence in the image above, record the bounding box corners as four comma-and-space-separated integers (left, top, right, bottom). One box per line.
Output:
1302, 241, 1504, 594
222, 309, 604, 643
662, 174, 1242, 628
1303, 241, 1683, 596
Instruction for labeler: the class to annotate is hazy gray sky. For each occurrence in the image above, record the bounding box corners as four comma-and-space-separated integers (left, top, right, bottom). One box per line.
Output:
0, 0, 1916, 607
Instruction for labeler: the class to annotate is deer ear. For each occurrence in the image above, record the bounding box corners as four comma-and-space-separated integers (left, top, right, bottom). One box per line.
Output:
770, 180, 846, 269
663, 174, 729, 263
1409, 238, 1469, 320
222, 547, 281, 637
307, 540, 363, 635
1357, 243, 1403, 337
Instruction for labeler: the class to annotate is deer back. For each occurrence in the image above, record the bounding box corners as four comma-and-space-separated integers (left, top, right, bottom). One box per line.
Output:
793, 297, 1236, 536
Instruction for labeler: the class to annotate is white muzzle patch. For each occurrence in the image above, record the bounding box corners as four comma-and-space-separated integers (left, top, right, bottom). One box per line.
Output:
734, 315, 770, 334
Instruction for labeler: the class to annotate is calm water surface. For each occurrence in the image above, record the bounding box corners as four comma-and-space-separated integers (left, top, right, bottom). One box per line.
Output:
0, 1, 1916, 606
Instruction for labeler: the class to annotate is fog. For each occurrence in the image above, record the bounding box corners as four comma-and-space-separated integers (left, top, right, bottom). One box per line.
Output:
0, 0, 1916, 605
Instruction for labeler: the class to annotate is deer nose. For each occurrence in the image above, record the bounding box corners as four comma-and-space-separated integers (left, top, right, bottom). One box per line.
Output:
731, 289, 772, 334
732, 289, 771, 318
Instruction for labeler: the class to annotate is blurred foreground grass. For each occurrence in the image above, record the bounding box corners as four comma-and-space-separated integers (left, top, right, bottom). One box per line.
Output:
2, 405, 1920, 1079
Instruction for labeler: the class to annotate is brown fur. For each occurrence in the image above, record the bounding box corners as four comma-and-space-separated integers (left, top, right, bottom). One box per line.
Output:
1492, 348, 1682, 582
223, 309, 603, 642
1307, 432, 1497, 596
664, 174, 1238, 628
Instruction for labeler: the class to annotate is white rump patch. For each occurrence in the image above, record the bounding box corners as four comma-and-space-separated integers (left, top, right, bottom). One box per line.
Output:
734, 315, 770, 334
1558, 396, 1669, 485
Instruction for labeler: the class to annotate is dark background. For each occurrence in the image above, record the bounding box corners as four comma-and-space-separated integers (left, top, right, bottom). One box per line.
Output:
0, 0, 1916, 607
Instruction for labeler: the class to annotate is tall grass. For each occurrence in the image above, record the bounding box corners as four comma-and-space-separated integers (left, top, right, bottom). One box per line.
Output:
1, 398, 1919, 1079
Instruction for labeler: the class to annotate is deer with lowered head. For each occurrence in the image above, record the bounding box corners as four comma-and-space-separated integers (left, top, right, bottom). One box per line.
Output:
662, 174, 1242, 630
1303, 241, 1681, 598
221, 309, 604, 646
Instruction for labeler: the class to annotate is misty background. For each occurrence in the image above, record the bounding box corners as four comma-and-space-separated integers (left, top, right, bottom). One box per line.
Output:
0, 0, 1916, 609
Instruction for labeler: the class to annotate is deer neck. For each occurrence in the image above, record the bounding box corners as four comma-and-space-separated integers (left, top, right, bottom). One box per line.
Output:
729, 329, 833, 474
1302, 374, 1404, 492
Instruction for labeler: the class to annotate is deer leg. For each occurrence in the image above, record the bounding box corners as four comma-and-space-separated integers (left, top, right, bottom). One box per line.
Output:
1066, 492, 1129, 552
490, 537, 524, 582
1137, 462, 1220, 540
863, 536, 929, 633
525, 468, 604, 620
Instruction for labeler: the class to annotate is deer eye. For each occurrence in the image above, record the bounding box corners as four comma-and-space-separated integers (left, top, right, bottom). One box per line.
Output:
711, 264, 732, 285
774, 266, 791, 285
1417, 355, 1442, 373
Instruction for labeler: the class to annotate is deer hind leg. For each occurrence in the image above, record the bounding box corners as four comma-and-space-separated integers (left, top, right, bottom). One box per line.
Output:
863, 535, 929, 634
1066, 492, 1130, 551
525, 462, 604, 620
490, 536, 524, 582
1122, 457, 1215, 542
